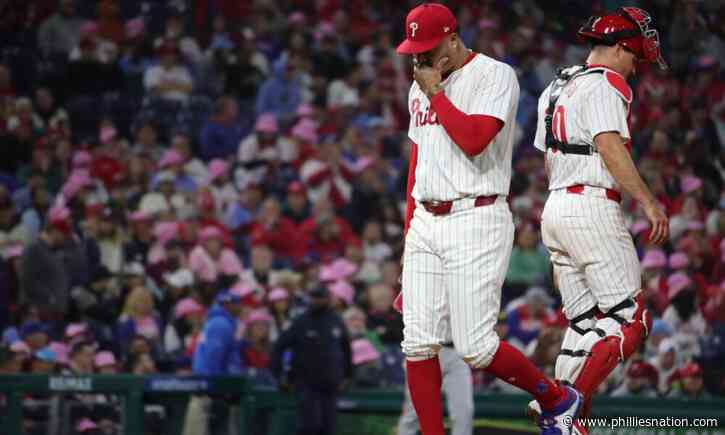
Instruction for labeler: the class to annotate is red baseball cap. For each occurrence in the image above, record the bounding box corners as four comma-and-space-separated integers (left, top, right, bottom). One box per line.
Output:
396, 3, 457, 54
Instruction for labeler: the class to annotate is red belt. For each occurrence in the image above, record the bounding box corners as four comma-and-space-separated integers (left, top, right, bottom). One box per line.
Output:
421, 195, 500, 216
566, 184, 622, 203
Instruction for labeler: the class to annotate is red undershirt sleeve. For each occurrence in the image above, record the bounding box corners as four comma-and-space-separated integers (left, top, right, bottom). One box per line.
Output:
430, 91, 504, 157
404, 142, 418, 236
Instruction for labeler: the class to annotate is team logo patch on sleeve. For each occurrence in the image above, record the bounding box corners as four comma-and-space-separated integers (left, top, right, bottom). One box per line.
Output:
604, 70, 633, 104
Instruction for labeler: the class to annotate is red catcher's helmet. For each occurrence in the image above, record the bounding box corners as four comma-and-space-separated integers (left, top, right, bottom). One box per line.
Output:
578, 7, 667, 69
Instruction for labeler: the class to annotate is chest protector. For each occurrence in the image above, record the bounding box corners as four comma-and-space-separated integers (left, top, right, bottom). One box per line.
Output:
544, 65, 607, 155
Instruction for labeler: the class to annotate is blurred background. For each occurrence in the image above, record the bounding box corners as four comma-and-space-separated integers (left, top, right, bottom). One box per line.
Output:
0, 0, 723, 434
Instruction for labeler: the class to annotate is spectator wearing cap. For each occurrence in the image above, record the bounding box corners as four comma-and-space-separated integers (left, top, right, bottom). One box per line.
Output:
20, 206, 83, 320
206, 159, 237, 214
365, 283, 403, 346
237, 113, 297, 186
241, 309, 274, 370
188, 226, 244, 288
300, 197, 360, 260
649, 338, 679, 396
282, 181, 310, 224
199, 96, 245, 161
271, 286, 352, 435
249, 197, 305, 263
300, 141, 356, 209
505, 286, 556, 352
255, 56, 304, 122
184, 291, 243, 435
151, 149, 198, 194
37, 0, 84, 57
20, 322, 50, 352
328, 280, 354, 313
62, 340, 95, 375
116, 287, 162, 353
30, 346, 58, 374
165, 297, 206, 357
144, 42, 193, 104
663, 273, 707, 360
671, 362, 710, 399
94, 351, 117, 374
641, 249, 669, 314
611, 361, 659, 398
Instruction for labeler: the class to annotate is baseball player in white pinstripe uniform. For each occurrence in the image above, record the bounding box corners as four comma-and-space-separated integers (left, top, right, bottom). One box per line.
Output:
529, 7, 670, 426
394, 4, 582, 435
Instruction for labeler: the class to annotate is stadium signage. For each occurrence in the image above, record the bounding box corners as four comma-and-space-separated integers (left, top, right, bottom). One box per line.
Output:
146, 378, 210, 392
49, 377, 93, 391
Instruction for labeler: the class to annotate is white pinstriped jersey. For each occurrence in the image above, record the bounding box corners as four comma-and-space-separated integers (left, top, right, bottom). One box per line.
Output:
408, 53, 519, 201
533, 65, 632, 191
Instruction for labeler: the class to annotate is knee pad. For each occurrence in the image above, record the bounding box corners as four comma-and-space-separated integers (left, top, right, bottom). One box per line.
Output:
459, 332, 500, 369
557, 295, 650, 386
572, 294, 650, 397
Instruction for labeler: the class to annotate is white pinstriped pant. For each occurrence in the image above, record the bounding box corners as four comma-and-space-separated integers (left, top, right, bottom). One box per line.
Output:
541, 188, 641, 320
401, 196, 514, 368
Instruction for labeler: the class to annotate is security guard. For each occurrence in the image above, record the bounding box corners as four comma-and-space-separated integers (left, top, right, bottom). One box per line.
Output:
271, 286, 353, 435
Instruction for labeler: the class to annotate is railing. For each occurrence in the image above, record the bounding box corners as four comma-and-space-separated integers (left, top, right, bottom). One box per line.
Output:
1, 375, 724, 435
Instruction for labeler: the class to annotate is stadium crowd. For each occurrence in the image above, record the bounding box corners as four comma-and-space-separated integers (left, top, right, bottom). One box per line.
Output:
0, 0, 723, 433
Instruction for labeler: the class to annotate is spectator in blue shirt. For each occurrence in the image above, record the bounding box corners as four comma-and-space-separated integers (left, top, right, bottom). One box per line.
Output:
255, 56, 303, 124
199, 97, 245, 161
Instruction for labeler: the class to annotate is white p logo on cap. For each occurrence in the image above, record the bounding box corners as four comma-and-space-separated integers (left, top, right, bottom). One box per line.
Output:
410, 22, 419, 38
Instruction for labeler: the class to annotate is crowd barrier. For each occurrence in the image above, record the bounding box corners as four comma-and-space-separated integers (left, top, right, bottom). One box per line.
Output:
1, 375, 723, 435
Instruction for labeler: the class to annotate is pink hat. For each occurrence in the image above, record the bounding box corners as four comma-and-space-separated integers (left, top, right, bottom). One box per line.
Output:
94, 351, 117, 368
72, 151, 92, 168
641, 249, 667, 269
631, 219, 650, 237
65, 323, 87, 338
48, 342, 69, 365
268, 287, 289, 303
288, 11, 306, 25
319, 258, 358, 282
4, 244, 24, 259
208, 159, 229, 182
159, 149, 184, 168
125, 17, 145, 39
245, 308, 273, 325
230, 282, 255, 298
352, 339, 380, 365
353, 156, 376, 173
153, 221, 179, 245
687, 220, 705, 231
80, 21, 98, 36
128, 210, 150, 222
199, 226, 223, 244
328, 280, 354, 305
669, 252, 690, 269
62, 171, 93, 199
680, 175, 703, 194
296, 102, 315, 117
291, 118, 318, 144
478, 18, 498, 30
255, 113, 278, 133
174, 298, 206, 319
77, 418, 99, 432
99, 125, 117, 144
48, 204, 71, 225
10, 340, 31, 354
667, 272, 692, 300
